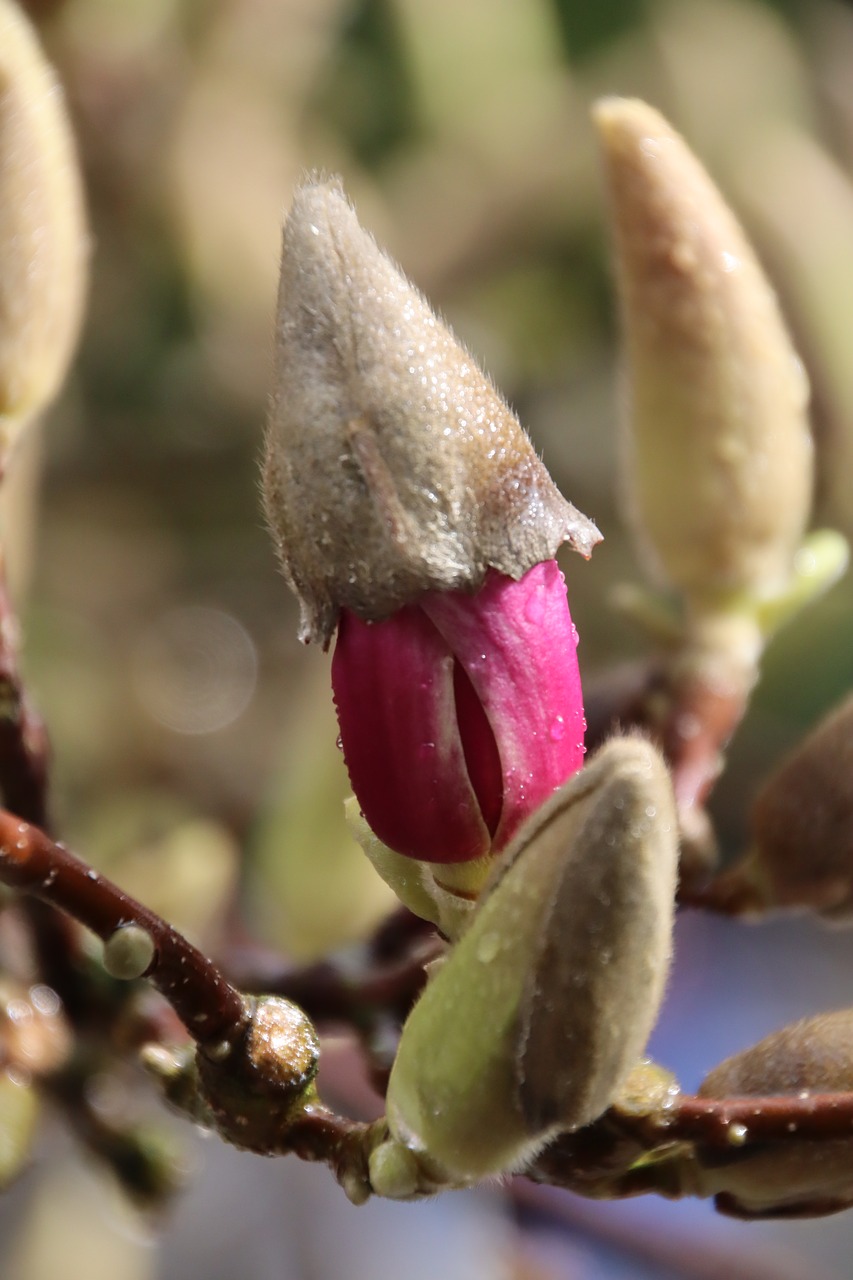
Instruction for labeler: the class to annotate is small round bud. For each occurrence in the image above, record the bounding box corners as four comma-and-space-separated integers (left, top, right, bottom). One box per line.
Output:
368, 1140, 421, 1200
102, 924, 156, 980
245, 996, 319, 1093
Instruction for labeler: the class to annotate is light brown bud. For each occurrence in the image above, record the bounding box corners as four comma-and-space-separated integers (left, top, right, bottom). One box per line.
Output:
263, 178, 599, 647
383, 735, 678, 1183
750, 694, 853, 919
712, 693, 853, 919
593, 97, 812, 610
0, 0, 88, 453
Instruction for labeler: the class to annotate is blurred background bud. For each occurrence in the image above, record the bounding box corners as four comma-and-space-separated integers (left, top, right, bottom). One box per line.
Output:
594, 96, 812, 615
383, 736, 678, 1183
0, 0, 87, 459
708, 693, 853, 919
263, 178, 599, 647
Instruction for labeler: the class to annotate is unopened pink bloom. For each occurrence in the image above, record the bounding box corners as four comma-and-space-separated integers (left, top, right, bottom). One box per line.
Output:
332, 560, 585, 864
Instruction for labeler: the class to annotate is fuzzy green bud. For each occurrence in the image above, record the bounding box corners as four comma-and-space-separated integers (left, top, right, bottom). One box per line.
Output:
383, 736, 678, 1184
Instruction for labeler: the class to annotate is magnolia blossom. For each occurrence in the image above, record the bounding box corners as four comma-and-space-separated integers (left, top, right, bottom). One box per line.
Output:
332, 559, 585, 864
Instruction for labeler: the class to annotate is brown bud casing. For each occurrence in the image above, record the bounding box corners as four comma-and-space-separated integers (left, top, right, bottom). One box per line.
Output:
594, 98, 812, 608
697, 1012, 853, 1218
698, 1010, 853, 1098
263, 178, 599, 646
0, 0, 88, 452
384, 736, 678, 1181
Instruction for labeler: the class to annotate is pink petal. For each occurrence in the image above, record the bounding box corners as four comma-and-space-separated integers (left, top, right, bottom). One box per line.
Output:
422, 561, 585, 850
332, 607, 492, 863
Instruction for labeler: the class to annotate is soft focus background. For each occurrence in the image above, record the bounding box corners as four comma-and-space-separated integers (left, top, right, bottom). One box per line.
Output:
4, 0, 853, 1275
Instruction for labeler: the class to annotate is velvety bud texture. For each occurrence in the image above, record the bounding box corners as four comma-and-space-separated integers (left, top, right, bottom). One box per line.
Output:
263, 178, 599, 647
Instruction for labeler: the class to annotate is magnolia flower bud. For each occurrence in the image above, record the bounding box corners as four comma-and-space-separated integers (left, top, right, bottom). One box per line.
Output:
697, 1011, 853, 1218
380, 736, 678, 1185
333, 560, 586, 874
0, 0, 88, 454
263, 178, 599, 648
593, 97, 813, 610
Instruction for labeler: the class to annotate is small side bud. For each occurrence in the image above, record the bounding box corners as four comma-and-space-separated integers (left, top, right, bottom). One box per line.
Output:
697, 1012, 853, 1218
384, 736, 678, 1182
0, 0, 88, 454
103, 924, 156, 980
263, 178, 599, 647
195, 996, 321, 1154
593, 97, 813, 611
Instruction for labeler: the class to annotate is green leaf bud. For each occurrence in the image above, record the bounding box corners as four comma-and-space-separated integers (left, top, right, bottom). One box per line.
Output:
383, 736, 678, 1182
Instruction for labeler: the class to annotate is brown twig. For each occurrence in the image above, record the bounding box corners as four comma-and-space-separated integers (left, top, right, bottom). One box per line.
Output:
642, 1090, 853, 1147
0, 812, 246, 1047
235, 934, 441, 1027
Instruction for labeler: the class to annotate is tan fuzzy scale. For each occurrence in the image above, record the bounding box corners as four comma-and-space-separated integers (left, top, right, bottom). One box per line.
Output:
0, 0, 88, 454
263, 178, 600, 647
384, 736, 678, 1181
594, 98, 812, 606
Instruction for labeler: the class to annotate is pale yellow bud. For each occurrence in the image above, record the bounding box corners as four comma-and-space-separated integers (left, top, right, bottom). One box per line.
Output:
593, 97, 813, 610
0, 0, 88, 453
383, 736, 678, 1183
263, 178, 599, 647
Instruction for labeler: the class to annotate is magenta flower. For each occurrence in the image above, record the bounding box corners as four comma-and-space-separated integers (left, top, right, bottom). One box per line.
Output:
332, 560, 585, 864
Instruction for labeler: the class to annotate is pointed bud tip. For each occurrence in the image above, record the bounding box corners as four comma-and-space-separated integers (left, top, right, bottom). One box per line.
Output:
264, 175, 599, 646
591, 96, 670, 148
